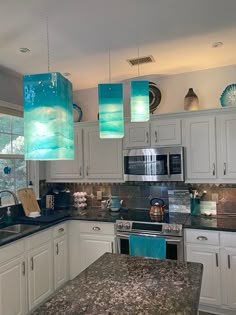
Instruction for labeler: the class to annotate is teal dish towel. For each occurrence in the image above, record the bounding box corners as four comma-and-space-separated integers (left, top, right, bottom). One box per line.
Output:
129, 235, 166, 259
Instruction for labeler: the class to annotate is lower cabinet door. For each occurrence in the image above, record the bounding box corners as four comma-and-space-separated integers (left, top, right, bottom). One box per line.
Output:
54, 236, 68, 289
186, 244, 221, 306
221, 248, 236, 309
28, 242, 53, 311
79, 234, 115, 272
0, 256, 27, 315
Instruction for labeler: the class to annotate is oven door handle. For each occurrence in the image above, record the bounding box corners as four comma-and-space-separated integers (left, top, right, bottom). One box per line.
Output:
116, 233, 182, 243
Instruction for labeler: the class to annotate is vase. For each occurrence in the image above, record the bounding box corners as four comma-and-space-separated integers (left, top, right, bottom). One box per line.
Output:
184, 88, 199, 111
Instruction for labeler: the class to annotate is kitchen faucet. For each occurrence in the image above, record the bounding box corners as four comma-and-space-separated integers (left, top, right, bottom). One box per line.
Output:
0, 190, 19, 206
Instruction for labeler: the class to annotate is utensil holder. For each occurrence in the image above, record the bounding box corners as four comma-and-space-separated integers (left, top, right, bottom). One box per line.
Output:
190, 198, 200, 215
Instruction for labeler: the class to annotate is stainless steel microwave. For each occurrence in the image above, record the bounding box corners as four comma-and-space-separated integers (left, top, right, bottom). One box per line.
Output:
123, 147, 184, 182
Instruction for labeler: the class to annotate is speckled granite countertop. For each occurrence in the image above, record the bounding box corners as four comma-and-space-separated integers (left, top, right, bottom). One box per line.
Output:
31, 252, 202, 315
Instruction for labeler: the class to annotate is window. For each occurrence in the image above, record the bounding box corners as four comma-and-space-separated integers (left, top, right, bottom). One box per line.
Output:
0, 114, 27, 205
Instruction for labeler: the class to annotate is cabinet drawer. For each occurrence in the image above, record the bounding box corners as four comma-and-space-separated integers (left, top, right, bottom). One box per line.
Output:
220, 232, 236, 247
79, 221, 115, 235
53, 223, 67, 238
0, 239, 25, 265
26, 228, 52, 250
185, 229, 219, 246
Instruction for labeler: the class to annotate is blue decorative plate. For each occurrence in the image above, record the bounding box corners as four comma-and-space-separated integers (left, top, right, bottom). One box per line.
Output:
73, 104, 83, 122
220, 84, 236, 107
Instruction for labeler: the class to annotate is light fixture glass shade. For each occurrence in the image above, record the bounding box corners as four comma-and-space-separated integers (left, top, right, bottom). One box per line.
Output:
23, 72, 74, 160
130, 80, 149, 122
98, 83, 124, 138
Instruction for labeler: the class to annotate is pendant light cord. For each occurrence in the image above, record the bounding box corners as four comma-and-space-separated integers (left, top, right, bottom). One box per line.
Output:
46, 14, 51, 72
137, 47, 140, 77
109, 49, 111, 83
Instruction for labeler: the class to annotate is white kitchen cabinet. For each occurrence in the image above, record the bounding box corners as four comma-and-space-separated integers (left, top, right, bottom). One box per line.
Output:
185, 229, 236, 315
83, 124, 123, 180
46, 126, 83, 181
79, 221, 116, 272
123, 122, 150, 148
26, 229, 53, 311
0, 239, 27, 315
185, 229, 221, 306
79, 234, 115, 271
216, 114, 236, 180
186, 244, 221, 306
151, 118, 182, 146
27, 242, 53, 311
220, 232, 236, 310
184, 116, 216, 180
53, 223, 68, 289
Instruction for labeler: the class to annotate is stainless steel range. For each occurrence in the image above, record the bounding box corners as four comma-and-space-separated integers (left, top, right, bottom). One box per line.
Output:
116, 209, 189, 261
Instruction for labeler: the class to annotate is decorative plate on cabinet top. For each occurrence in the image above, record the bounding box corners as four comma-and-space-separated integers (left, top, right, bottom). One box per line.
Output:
149, 82, 162, 114
73, 104, 83, 122
220, 84, 236, 107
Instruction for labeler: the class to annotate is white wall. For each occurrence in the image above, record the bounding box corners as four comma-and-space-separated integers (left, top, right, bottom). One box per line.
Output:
73, 64, 236, 121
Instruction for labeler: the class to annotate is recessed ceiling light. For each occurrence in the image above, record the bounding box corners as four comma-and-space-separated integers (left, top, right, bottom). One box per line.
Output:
19, 47, 31, 53
63, 72, 71, 77
212, 42, 223, 48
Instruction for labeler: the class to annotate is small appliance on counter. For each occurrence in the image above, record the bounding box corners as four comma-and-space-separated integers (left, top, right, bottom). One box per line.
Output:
107, 196, 123, 212
53, 189, 71, 209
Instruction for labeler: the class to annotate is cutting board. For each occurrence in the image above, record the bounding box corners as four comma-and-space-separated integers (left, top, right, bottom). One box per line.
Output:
17, 188, 41, 216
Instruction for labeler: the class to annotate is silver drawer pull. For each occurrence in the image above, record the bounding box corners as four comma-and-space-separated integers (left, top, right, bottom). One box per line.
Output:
58, 228, 64, 233
155, 131, 158, 143
228, 255, 231, 269
31, 257, 34, 270
92, 226, 101, 231
146, 132, 149, 143
196, 236, 208, 241
22, 261, 26, 276
215, 253, 218, 267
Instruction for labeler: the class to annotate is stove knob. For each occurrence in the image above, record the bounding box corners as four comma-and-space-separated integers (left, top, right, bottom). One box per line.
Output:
175, 226, 181, 233
164, 225, 171, 233
124, 222, 131, 230
117, 222, 123, 229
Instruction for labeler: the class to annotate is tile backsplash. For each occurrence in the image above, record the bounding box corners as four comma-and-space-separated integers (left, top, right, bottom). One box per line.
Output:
40, 181, 236, 215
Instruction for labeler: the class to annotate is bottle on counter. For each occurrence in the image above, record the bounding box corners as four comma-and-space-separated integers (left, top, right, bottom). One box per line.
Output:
5, 207, 12, 224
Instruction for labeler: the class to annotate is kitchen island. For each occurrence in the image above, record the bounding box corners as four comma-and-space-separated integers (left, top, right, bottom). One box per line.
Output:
31, 252, 203, 315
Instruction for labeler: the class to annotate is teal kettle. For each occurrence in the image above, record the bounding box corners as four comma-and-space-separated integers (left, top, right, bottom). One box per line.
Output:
107, 196, 123, 212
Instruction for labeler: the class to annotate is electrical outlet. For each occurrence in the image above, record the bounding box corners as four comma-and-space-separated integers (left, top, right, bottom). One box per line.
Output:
211, 193, 218, 202
97, 191, 102, 201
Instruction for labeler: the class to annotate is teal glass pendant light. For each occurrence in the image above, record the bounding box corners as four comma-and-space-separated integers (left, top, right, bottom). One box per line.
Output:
23, 72, 74, 160
131, 80, 149, 122
23, 10, 74, 160
98, 83, 124, 138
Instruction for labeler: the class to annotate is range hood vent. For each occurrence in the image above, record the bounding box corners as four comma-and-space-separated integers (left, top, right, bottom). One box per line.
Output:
127, 55, 154, 66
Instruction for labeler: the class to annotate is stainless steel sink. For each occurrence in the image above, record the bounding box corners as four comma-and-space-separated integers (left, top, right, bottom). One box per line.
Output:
1, 224, 40, 234
0, 230, 16, 239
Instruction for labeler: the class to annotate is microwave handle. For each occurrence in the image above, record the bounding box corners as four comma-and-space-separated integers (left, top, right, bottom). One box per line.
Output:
167, 152, 170, 177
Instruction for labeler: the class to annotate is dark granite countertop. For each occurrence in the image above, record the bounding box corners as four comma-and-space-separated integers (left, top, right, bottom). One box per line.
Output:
31, 252, 203, 315
184, 214, 236, 232
1, 207, 236, 248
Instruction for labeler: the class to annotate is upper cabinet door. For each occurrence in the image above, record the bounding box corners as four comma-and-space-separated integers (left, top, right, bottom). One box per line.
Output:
217, 114, 236, 179
123, 122, 150, 148
46, 127, 83, 181
185, 116, 216, 180
83, 125, 123, 180
150, 119, 181, 146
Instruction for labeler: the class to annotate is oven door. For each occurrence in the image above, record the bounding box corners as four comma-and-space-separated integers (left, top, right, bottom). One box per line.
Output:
116, 232, 184, 261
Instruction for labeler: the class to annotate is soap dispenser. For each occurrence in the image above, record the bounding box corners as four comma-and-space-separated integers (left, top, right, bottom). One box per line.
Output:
5, 207, 12, 224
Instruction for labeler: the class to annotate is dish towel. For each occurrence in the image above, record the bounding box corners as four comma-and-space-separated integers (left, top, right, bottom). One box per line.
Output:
129, 235, 166, 259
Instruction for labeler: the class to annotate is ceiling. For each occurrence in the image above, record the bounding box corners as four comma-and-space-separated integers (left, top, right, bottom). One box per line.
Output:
1, 0, 236, 91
